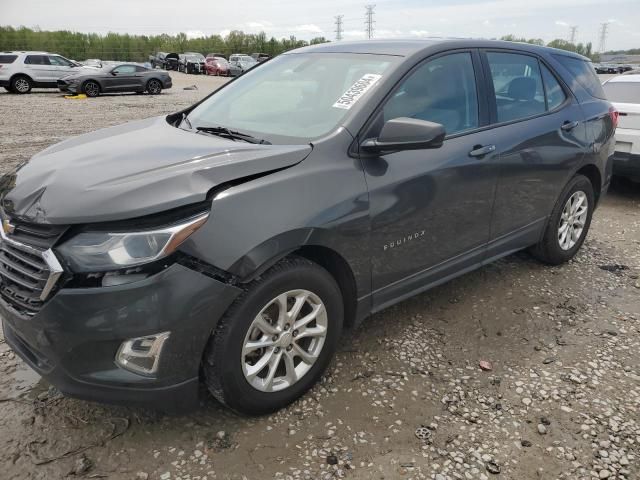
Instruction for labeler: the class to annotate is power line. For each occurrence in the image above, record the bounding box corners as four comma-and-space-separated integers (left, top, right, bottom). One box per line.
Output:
598, 22, 609, 53
569, 25, 577, 44
334, 15, 344, 41
365, 4, 375, 40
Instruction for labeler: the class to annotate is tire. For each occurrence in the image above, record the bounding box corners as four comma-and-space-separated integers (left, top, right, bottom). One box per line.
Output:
83, 81, 100, 97
146, 79, 162, 95
11, 75, 32, 94
203, 256, 343, 415
530, 174, 594, 265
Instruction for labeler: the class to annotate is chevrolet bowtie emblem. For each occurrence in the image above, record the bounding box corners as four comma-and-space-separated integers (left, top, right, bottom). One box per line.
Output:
2, 219, 15, 235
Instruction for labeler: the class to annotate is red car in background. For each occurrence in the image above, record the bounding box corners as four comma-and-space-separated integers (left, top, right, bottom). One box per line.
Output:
205, 56, 230, 76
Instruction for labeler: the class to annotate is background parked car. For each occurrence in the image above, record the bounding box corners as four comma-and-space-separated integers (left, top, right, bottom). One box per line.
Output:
251, 52, 271, 63
81, 58, 102, 68
603, 74, 640, 183
57, 62, 172, 97
179, 53, 205, 74
149, 52, 168, 69
229, 54, 258, 76
0, 51, 84, 93
163, 53, 179, 71
205, 56, 230, 76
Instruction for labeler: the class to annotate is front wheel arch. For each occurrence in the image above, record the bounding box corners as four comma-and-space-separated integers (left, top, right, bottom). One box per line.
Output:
81, 80, 101, 97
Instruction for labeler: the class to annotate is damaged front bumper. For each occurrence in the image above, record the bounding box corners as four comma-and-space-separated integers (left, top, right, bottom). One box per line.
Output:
1, 262, 241, 412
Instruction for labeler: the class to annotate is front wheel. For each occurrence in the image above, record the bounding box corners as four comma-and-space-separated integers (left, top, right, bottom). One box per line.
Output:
83, 81, 100, 97
203, 256, 343, 415
11, 75, 32, 94
530, 174, 594, 265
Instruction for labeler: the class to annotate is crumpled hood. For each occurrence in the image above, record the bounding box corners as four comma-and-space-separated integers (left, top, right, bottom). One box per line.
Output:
2, 116, 312, 224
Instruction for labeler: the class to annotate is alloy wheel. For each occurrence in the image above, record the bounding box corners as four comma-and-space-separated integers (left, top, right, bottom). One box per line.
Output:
14, 78, 30, 93
84, 82, 99, 97
241, 289, 328, 392
148, 80, 161, 94
558, 190, 588, 250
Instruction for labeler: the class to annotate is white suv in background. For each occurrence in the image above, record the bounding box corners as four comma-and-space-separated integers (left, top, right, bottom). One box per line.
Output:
0, 51, 82, 94
603, 74, 640, 183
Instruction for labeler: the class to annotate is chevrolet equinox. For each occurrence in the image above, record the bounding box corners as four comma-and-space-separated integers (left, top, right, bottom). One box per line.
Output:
0, 40, 616, 415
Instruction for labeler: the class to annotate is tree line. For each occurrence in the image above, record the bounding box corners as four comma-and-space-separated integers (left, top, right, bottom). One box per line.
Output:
0, 26, 329, 61
1, 26, 633, 63
499, 35, 597, 60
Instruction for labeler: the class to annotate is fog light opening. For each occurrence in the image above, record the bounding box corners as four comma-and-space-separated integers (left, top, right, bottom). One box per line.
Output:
115, 331, 170, 376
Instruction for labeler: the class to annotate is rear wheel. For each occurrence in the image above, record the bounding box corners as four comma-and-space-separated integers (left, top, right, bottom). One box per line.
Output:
83, 81, 100, 97
530, 174, 594, 265
146, 79, 162, 95
203, 256, 343, 415
11, 75, 32, 94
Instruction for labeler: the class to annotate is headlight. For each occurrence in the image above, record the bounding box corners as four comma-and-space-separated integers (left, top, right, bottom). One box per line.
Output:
57, 213, 208, 272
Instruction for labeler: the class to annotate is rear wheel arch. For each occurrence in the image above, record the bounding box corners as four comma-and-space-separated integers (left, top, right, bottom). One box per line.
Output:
576, 163, 602, 205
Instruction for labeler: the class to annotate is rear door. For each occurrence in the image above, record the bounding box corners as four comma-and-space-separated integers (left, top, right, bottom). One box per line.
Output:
481, 50, 590, 258
23, 55, 51, 83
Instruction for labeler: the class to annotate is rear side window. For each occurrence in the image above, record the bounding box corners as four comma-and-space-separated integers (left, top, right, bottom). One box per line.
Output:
603, 82, 640, 104
486, 52, 546, 123
0, 55, 17, 64
541, 64, 567, 110
552, 55, 605, 99
25, 55, 50, 65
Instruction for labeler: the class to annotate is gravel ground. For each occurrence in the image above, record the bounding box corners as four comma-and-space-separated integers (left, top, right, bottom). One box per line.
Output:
0, 72, 638, 480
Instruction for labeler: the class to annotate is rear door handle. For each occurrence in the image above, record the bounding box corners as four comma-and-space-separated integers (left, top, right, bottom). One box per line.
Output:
561, 121, 579, 131
469, 144, 496, 158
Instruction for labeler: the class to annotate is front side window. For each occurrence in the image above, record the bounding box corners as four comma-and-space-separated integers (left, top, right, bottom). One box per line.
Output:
382, 52, 479, 136
48, 55, 73, 67
187, 53, 397, 142
487, 52, 545, 123
113, 65, 136, 74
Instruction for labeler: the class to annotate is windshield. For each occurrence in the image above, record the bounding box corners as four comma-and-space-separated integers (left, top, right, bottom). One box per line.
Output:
187, 53, 397, 143
603, 81, 640, 104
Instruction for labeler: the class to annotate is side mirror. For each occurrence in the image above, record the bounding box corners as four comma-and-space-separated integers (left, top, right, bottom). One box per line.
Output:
111, 70, 118, 76
361, 117, 446, 154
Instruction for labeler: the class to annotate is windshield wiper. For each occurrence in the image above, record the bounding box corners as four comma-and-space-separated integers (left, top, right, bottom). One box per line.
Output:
196, 126, 271, 144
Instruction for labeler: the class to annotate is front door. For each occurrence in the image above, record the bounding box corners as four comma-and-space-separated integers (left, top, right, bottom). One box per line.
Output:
104, 65, 139, 91
361, 51, 499, 310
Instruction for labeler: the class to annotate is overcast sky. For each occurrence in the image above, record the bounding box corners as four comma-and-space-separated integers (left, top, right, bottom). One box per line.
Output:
3, 0, 639, 51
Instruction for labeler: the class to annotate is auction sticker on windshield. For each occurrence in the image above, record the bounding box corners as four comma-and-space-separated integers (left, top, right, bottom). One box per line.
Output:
333, 74, 382, 110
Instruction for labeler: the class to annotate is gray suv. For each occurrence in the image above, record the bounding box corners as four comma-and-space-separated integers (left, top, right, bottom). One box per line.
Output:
0, 51, 82, 93
0, 39, 616, 415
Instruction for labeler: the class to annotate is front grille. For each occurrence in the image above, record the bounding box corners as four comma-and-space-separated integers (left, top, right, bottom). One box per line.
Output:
0, 217, 66, 316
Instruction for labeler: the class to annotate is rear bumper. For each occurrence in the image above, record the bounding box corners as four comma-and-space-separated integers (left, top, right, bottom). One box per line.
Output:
1, 263, 241, 412
612, 151, 640, 181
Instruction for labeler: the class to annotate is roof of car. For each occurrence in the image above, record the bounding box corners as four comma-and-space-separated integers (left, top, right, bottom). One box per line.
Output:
607, 74, 640, 83
289, 38, 589, 60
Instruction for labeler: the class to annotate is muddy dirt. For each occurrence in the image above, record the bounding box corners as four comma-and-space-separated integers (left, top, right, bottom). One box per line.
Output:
0, 72, 638, 480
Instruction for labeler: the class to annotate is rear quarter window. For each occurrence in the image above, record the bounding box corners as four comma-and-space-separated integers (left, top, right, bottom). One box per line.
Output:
0, 55, 17, 64
552, 54, 605, 99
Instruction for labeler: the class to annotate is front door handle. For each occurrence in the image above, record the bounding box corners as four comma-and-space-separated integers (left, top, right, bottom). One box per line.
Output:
469, 144, 496, 158
561, 120, 580, 131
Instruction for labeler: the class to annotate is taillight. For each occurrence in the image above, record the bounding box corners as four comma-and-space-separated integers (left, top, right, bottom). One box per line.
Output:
609, 106, 619, 129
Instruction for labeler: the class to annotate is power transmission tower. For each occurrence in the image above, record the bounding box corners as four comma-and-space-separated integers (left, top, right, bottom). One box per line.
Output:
598, 22, 609, 53
569, 25, 578, 44
335, 15, 344, 41
365, 4, 376, 39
